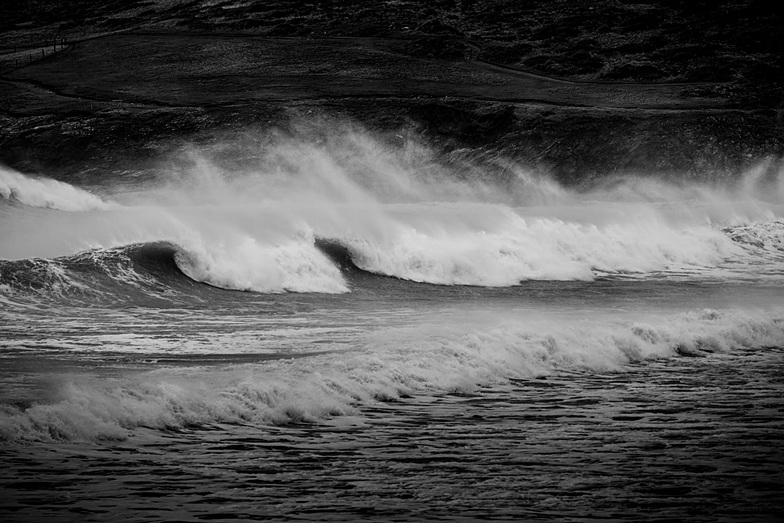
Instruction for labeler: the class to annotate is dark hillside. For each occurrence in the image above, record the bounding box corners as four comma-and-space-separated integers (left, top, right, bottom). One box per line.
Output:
1, 0, 782, 183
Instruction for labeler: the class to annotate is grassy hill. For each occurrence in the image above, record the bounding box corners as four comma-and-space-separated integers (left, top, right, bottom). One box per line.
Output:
1, 1, 782, 184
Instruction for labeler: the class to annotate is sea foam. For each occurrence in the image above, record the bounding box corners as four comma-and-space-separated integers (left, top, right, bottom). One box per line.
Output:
1, 307, 782, 443
2, 128, 783, 292
0, 166, 111, 211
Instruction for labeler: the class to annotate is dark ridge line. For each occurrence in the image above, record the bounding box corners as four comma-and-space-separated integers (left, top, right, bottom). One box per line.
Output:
143, 349, 343, 366
473, 57, 729, 88
0, 77, 743, 115
0, 78, 197, 109
247, 96, 761, 115
2, 30, 729, 91
95, 31, 735, 88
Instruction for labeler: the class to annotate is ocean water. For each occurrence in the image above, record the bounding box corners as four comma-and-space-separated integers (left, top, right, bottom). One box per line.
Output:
1, 127, 783, 521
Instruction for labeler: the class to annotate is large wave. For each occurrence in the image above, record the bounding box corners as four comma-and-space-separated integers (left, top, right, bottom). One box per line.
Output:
2, 307, 782, 443
0, 239, 348, 305
2, 124, 783, 295
0, 242, 198, 305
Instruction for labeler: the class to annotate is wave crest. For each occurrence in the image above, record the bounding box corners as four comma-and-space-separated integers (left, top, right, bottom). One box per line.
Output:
0, 166, 111, 211
0, 236, 348, 303
174, 234, 348, 294
327, 212, 752, 285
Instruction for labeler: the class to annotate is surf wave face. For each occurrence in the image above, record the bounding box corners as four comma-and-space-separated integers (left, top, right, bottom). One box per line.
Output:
0, 242, 203, 306
1, 120, 783, 299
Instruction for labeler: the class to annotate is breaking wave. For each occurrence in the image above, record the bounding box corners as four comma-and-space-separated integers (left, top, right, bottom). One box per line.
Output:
1, 307, 782, 443
723, 221, 784, 254
2, 215, 782, 303
328, 209, 748, 284
2, 124, 784, 444
1, 127, 783, 296
0, 239, 347, 303
0, 165, 111, 211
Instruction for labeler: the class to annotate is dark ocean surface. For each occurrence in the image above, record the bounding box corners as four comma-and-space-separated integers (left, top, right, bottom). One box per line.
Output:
1, 132, 783, 521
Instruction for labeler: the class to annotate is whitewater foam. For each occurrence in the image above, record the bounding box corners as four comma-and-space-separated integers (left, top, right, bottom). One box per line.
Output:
724, 221, 784, 254
175, 233, 348, 294
2, 128, 784, 293
338, 206, 753, 285
0, 166, 111, 211
1, 307, 782, 443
